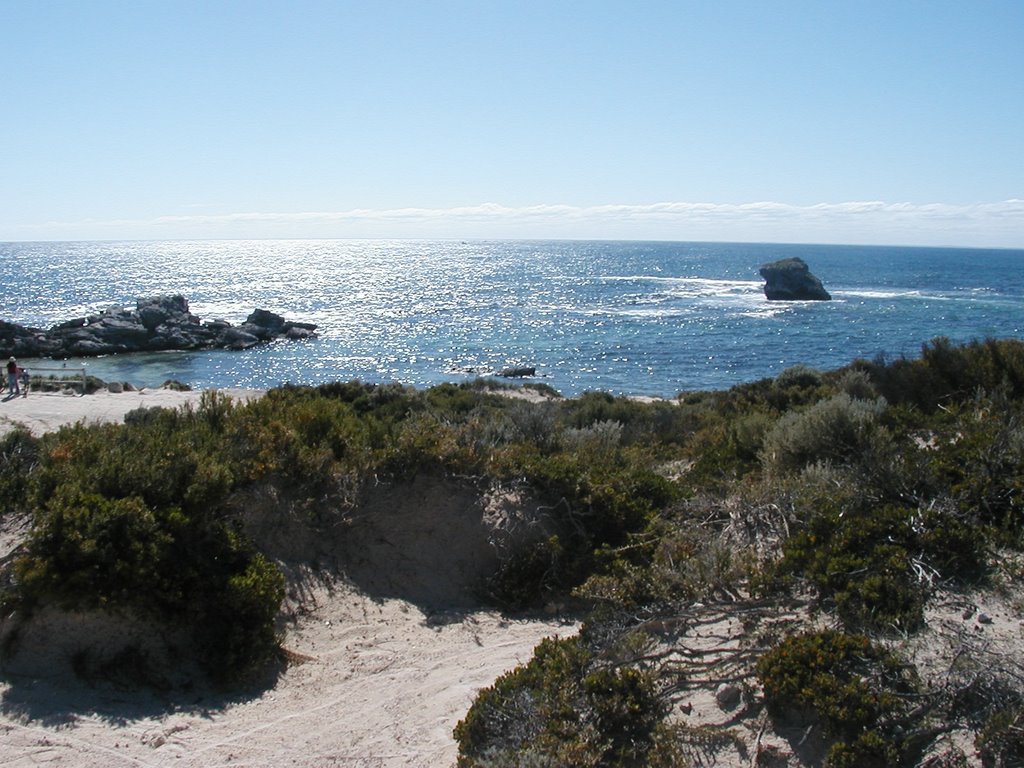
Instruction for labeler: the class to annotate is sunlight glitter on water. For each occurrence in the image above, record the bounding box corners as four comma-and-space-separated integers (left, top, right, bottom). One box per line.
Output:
3, 239, 1022, 397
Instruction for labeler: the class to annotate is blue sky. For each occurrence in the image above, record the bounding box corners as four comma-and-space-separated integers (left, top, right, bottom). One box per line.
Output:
2, 1, 1022, 246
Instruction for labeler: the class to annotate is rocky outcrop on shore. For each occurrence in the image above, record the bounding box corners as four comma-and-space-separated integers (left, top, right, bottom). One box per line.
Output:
0, 295, 318, 358
758, 257, 831, 301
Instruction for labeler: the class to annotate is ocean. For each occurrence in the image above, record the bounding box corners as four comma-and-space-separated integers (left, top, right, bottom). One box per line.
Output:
1, 240, 1022, 398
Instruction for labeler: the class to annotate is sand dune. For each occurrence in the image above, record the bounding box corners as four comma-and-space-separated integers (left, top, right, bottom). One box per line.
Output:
0, 388, 577, 767
0, 582, 575, 767
4, 389, 1020, 767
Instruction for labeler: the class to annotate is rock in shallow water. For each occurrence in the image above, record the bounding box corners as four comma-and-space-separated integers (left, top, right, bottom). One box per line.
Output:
0, 295, 318, 358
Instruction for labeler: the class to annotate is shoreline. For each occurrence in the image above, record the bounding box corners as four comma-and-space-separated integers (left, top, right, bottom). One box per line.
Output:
0, 382, 663, 439
0, 387, 265, 437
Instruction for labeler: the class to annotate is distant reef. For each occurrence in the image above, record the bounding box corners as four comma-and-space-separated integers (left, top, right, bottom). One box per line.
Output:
758, 257, 832, 301
0, 295, 318, 359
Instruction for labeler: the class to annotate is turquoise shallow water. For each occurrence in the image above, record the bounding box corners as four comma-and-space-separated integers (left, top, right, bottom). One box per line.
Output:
1, 239, 1022, 397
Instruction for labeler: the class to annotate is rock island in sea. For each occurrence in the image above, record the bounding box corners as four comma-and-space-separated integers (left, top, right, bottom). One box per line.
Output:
758, 257, 831, 301
0, 294, 318, 358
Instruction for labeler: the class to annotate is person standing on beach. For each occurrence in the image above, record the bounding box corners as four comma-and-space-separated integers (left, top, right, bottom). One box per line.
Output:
6, 357, 20, 396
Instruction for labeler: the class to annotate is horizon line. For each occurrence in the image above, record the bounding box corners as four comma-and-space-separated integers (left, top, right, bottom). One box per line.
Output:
3, 236, 1024, 252
3, 198, 1023, 249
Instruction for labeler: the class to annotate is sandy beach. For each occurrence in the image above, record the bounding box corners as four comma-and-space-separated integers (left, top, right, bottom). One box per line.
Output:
0, 387, 577, 767
0, 387, 264, 437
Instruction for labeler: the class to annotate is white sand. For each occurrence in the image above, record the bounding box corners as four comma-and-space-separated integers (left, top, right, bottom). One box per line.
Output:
0, 388, 577, 767
0, 387, 263, 437
0, 587, 574, 768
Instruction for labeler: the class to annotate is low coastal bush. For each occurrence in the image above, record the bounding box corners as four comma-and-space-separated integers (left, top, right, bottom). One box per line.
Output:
453, 633, 668, 766
562, 391, 695, 448
929, 392, 1024, 537
774, 363, 823, 391
757, 630, 917, 766
486, 535, 565, 610
0, 428, 38, 514
488, 449, 678, 608
761, 392, 888, 474
771, 501, 985, 632
451, 338, 1024, 764
2, 378, 686, 679
834, 368, 879, 401
976, 705, 1024, 768
855, 337, 1024, 413
14, 487, 284, 680
3, 393, 292, 680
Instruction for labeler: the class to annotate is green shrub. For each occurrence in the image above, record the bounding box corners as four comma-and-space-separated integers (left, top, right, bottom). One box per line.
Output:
929, 393, 1024, 535
507, 400, 561, 453
915, 505, 989, 582
761, 393, 887, 474
32, 408, 237, 518
826, 730, 902, 768
530, 453, 675, 543
487, 536, 564, 610
560, 420, 624, 457
15, 489, 284, 681
862, 337, 1024, 412
681, 419, 757, 488
0, 428, 39, 513
579, 508, 749, 609
834, 368, 878, 401
16, 492, 171, 609
563, 391, 694, 448
976, 705, 1024, 768
573, 562, 657, 611
718, 367, 828, 414
198, 549, 285, 677
774, 364, 823, 390
454, 634, 666, 766
774, 501, 985, 632
10, 397, 289, 682
484, 450, 677, 608
757, 630, 914, 761
729, 410, 774, 462
921, 337, 1024, 403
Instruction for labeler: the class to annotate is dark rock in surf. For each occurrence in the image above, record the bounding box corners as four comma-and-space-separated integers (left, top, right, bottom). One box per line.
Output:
221, 327, 262, 350
499, 366, 536, 378
239, 308, 318, 343
0, 295, 318, 359
759, 258, 831, 301
138, 295, 191, 330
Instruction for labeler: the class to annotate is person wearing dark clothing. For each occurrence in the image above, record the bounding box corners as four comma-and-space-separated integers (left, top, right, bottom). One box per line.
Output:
6, 357, 20, 396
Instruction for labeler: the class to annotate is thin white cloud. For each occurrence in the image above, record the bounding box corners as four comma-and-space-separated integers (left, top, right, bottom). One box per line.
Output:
4, 200, 1023, 247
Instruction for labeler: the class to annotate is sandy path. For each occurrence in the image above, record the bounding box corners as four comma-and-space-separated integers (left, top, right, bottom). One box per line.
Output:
0, 586, 575, 767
